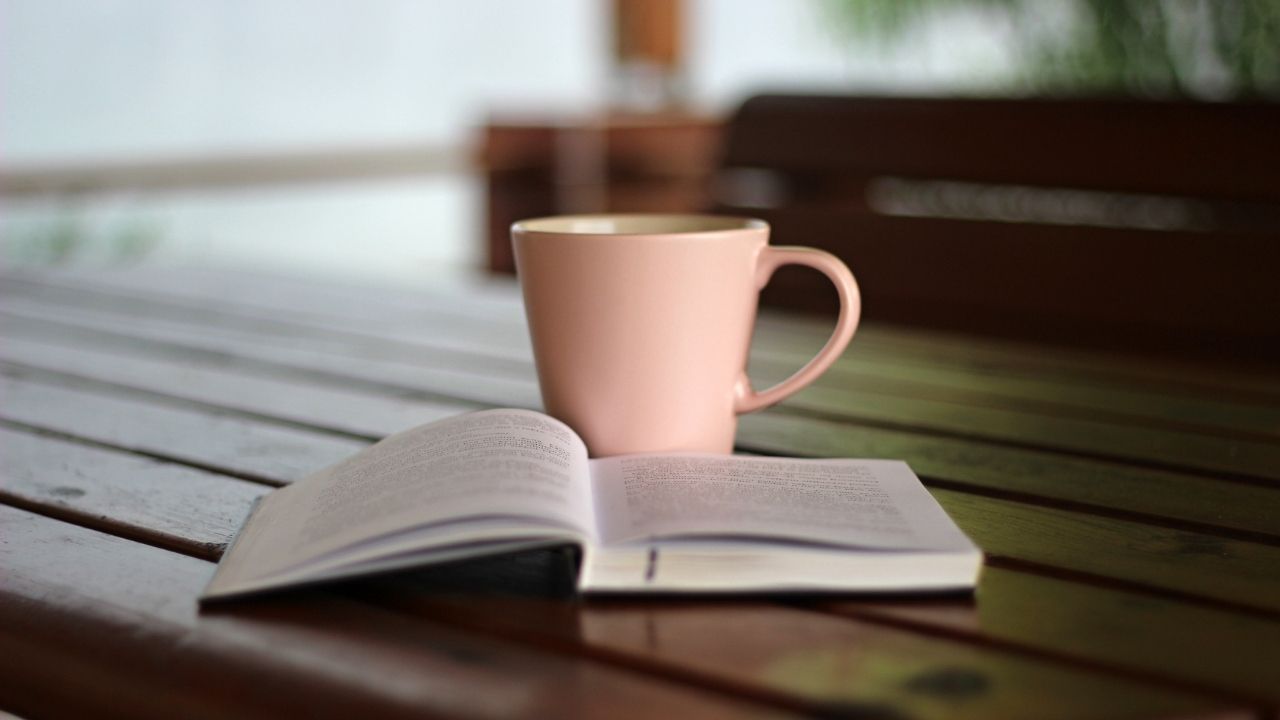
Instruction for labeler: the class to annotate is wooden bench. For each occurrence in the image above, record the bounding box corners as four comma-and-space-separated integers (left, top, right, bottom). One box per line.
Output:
2, 266, 1279, 718
716, 95, 1280, 363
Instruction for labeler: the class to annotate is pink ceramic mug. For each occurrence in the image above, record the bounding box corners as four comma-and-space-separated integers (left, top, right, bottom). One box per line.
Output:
512, 214, 860, 457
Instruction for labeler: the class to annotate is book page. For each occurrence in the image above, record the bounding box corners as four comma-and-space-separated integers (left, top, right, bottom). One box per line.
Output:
590, 454, 974, 551
212, 409, 592, 589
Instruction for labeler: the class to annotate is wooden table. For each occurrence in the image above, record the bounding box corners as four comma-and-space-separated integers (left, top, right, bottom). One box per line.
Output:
2, 267, 1278, 719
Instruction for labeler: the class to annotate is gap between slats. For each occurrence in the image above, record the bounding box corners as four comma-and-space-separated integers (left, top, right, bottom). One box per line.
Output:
4, 307, 1280, 536
10, 266, 1280, 404
6, 270, 1279, 446
0, 270, 1274, 702
0, 443, 1269, 716
3, 369, 1280, 624
0, 505, 822, 720
3, 278, 1277, 486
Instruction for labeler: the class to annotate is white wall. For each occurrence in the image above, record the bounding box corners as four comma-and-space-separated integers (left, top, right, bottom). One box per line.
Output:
2, 0, 608, 163
1, 0, 1016, 281
2, 0, 609, 278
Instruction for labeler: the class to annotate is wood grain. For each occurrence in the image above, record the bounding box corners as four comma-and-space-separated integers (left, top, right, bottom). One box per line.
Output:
717, 96, 1280, 359
4, 364, 1280, 708
6, 241, 1279, 719
0, 505, 792, 720
825, 565, 1280, 704
11, 287, 1277, 473
0, 305, 544, 410
763, 316, 1280, 401
738, 413, 1280, 543
19, 265, 1280, 398
8, 383, 1278, 620
931, 489, 1280, 616
6, 309, 1280, 547
5, 278, 1278, 482
0, 443, 1252, 718
11, 267, 1280, 423
372, 586, 1251, 720
760, 339, 1280, 442
722, 96, 1280, 201
0, 334, 473, 439
0, 425, 265, 557
0, 372, 366, 485
738, 208, 1280, 361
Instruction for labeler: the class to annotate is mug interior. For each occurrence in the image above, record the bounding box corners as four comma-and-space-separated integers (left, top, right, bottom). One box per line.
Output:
514, 214, 766, 235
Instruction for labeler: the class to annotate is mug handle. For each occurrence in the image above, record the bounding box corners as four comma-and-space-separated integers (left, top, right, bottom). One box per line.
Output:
733, 246, 861, 414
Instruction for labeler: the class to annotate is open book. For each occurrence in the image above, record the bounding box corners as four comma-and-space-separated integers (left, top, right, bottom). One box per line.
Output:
202, 409, 982, 601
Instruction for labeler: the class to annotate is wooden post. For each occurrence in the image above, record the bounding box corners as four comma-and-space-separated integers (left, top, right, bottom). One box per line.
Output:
612, 0, 685, 110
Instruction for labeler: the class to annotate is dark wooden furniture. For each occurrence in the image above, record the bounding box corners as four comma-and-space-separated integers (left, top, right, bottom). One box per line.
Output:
3, 266, 1280, 718
716, 95, 1280, 363
482, 0, 702, 272
483, 112, 722, 274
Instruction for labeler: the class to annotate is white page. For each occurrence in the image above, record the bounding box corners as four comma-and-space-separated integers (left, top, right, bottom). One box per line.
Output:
210, 409, 592, 591
590, 454, 974, 551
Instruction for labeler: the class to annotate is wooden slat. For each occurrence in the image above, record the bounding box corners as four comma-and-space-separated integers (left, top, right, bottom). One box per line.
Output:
6, 306, 1280, 547
11, 272, 1275, 456
776, 317, 1280, 401
7, 355, 1275, 548
772, 374, 1280, 482
5, 270, 1274, 453
738, 413, 1280, 543
11, 264, 1280, 463
737, 209, 1280, 361
1, 269, 535, 359
5, 308, 1274, 561
0, 335, 474, 440
0, 426, 266, 557
5, 271, 1274, 568
797, 350, 1280, 442
7, 348, 1280, 707
5, 271, 1275, 716
929, 488, 1280, 616
716, 96, 1280, 359
751, 318, 1280, 440
758, 324, 1280, 407
0, 439, 1250, 718
6, 297, 1280, 486
826, 565, 1280, 704
379, 585, 1280, 711
0, 505, 792, 720
722, 96, 1280, 201
0, 305, 543, 410
15, 265, 1280, 402
0, 373, 366, 486
373, 588, 1254, 720
11, 375, 1277, 622
9, 281, 1277, 451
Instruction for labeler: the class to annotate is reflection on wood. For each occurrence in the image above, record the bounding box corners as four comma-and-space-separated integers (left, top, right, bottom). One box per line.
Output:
1, 268, 1276, 717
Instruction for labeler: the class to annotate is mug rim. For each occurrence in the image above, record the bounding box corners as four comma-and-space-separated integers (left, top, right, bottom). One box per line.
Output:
512, 213, 768, 237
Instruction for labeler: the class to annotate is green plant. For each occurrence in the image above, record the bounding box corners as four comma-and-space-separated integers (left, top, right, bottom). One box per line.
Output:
4, 204, 166, 266
822, 0, 1280, 98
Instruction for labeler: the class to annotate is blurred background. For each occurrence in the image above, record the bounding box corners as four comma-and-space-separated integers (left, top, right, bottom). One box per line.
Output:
6, 0, 1277, 285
